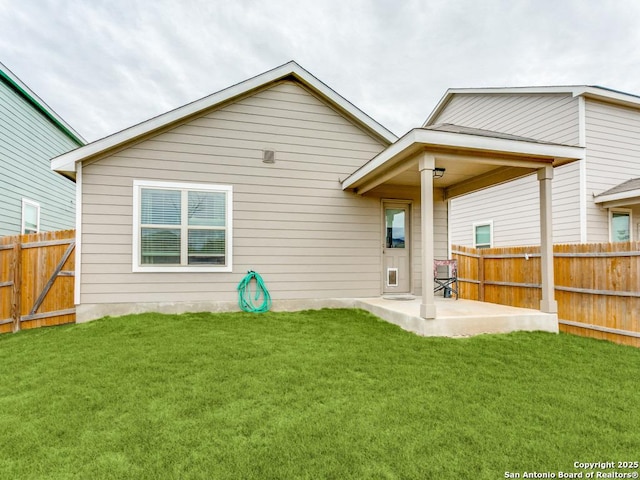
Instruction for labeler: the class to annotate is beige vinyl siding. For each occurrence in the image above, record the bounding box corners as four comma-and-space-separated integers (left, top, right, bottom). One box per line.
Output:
585, 99, 640, 242
436, 91, 582, 247
449, 162, 581, 247
80, 80, 387, 305
552, 161, 582, 241
451, 176, 537, 247
435, 93, 580, 145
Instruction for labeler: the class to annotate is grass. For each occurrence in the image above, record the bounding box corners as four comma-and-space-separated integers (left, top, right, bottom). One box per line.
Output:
0, 309, 639, 479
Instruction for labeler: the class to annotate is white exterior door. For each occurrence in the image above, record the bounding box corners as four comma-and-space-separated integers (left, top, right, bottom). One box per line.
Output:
382, 202, 411, 294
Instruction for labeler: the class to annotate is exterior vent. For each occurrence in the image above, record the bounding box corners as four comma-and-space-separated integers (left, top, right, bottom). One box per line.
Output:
263, 150, 275, 164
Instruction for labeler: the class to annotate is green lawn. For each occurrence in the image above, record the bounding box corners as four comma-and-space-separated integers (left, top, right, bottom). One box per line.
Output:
1, 309, 639, 479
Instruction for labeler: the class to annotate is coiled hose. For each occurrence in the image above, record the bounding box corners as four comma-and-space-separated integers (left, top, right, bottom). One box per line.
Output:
237, 270, 271, 313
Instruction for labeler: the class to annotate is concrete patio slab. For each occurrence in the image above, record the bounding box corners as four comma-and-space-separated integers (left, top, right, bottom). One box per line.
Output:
354, 296, 558, 337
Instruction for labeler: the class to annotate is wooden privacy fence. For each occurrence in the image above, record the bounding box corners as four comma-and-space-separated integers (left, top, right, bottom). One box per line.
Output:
452, 242, 640, 347
0, 230, 75, 334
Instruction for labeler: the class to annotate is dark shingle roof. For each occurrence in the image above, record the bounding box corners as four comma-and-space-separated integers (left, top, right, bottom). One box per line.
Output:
596, 178, 640, 197
424, 123, 568, 146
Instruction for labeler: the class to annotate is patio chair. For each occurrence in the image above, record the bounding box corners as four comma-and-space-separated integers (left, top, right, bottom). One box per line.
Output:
433, 259, 458, 299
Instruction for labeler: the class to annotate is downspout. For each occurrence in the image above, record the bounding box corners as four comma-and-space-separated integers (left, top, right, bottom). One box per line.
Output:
578, 95, 588, 242
74, 162, 82, 306
447, 197, 452, 259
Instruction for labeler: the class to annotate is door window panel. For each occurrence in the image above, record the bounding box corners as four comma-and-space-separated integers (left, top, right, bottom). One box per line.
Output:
385, 208, 405, 248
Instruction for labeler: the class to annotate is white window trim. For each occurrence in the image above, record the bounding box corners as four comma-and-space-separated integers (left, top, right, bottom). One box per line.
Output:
132, 180, 233, 273
473, 220, 493, 248
609, 208, 633, 242
21, 198, 40, 234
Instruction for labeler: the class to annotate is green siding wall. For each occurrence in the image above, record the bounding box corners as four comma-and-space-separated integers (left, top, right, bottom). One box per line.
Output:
0, 79, 78, 236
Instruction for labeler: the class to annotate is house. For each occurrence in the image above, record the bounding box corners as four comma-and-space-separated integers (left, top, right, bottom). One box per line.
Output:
0, 61, 84, 236
52, 62, 582, 323
424, 86, 640, 248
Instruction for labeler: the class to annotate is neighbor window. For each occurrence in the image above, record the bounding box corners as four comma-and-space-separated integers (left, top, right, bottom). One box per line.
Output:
21, 199, 40, 234
473, 221, 493, 249
610, 209, 631, 242
133, 180, 232, 272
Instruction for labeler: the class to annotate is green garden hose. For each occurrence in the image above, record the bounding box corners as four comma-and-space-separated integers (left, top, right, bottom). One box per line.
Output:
237, 270, 271, 313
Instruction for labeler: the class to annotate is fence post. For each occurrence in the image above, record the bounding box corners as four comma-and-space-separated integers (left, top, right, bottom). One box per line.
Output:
11, 239, 22, 333
478, 249, 485, 302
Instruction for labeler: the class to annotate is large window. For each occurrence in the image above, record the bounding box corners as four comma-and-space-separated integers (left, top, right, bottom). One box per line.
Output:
21, 199, 40, 234
610, 209, 631, 242
133, 180, 232, 272
473, 221, 493, 249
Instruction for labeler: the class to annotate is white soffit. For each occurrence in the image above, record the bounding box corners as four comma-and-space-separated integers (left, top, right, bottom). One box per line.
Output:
341, 128, 584, 190
51, 61, 397, 175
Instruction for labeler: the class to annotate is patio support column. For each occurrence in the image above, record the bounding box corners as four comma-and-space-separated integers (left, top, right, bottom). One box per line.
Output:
419, 154, 436, 319
538, 165, 558, 313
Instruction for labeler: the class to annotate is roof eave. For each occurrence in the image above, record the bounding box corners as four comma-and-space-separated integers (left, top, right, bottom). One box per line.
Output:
580, 87, 640, 110
0, 61, 85, 146
342, 128, 584, 191
423, 86, 588, 127
286, 66, 397, 144
424, 85, 640, 127
594, 188, 640, 206
51, 61, 397, 175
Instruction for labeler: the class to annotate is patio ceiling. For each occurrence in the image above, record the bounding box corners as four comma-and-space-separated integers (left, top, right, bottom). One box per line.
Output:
342, 125, 585, 199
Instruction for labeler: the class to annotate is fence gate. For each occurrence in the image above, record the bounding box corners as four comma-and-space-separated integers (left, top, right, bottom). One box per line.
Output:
0, 230, 76, 334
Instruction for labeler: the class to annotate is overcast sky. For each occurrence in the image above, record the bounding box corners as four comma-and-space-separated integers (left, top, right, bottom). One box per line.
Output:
2, 0, 640, 142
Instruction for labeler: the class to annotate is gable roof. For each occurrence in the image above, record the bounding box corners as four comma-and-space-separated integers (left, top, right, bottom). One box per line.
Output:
424, 85, 640, 127
0, 61, 85, 146
52, 61, 397, 178
594, 177, 640, 207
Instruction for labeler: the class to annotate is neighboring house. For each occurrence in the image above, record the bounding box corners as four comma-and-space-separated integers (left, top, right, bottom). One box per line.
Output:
424, 86, 640, 248
52, 61, 582, 322
0, 61, 84, 236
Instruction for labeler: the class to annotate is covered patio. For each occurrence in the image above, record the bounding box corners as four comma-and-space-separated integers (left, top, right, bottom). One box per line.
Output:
342, 124, 584, 322
354, 296, 557, 337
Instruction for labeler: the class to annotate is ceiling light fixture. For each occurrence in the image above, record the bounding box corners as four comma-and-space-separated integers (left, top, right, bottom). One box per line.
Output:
433, 167, 445, 179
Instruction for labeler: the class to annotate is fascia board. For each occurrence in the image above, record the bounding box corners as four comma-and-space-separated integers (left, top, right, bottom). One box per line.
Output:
342, 128, 584, 190
342, 129, 419, 190
423, 86, 585, 127
411, 129, 584, 159
423, 89, 454, 127
52, 61, 396, 174
594, 188, 640, 205
443, 86, 584, 96
53, 63, 299, 173
0, 61, 86, 145
288, 64, 397, 144
580, 86, 640, 109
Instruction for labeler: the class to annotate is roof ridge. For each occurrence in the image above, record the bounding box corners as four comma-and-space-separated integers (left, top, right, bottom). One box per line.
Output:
52, 61, 397, 177
0, 61, 85, 145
